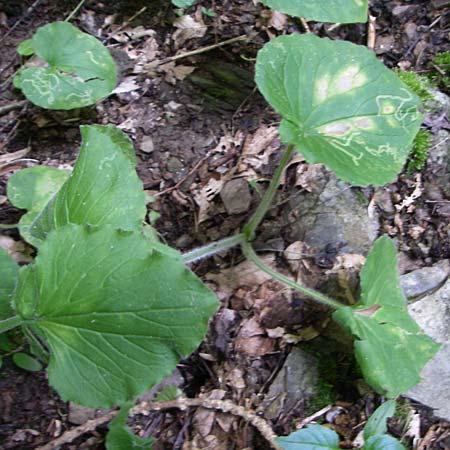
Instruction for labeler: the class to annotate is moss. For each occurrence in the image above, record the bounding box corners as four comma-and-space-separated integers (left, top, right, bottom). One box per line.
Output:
395, 69, 434, 103
407, 129, 432, 173
428, 51, 450, 91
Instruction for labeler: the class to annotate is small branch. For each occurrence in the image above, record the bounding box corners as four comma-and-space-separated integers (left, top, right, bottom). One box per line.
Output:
36, 410, 118, 450
65, 0, 87, 22
37, 397, 282, 450
0, 100, 28, 117
109, 6, 147, 36
241, 241, 345, 310
0, 0, 44, 42
134, 398, 283, 450
146, 35, 248, 69
182, 233, 246, 264
367, 15, 376, 50
243, 144, 295, 241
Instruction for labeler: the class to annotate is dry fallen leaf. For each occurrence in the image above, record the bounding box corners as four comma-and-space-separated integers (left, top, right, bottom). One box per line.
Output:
172, 15, 207, 47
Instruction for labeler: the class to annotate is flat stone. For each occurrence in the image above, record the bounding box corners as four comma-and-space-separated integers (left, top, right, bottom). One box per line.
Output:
288, 169, 379, 254
401, 260, 450, 299
406, 277, 450, 420
68, 404, 97, 425
220, 178, 252, 215
260, 348, 318, 420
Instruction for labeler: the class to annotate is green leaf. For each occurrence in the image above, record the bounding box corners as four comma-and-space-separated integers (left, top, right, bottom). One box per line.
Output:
8, 166, 71, 211
364, 400, 396, 440
0, 247, 19, 320
7, 166, 71, 244
172, 0, 195, 7
255, 34, 423, 186
14, 22, 117, 109
259, 0, 368, 23
106, 403, 154, 450
333, 236, 441, 397
17, 39, 35, 56
24, 125, 146, 247
12, 352, 43, 372
364, 434, 405, 450
275, 424, 341, 450
13, 224, 218, 408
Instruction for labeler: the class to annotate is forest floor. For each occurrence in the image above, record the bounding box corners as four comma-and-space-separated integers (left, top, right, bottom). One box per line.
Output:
0, 0, 449, 449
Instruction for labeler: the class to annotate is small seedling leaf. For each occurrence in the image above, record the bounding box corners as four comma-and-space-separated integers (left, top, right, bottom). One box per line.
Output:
14, 22, 117, 109
106, 403, 155, 450
364, 434, 406, 450
255, 34, 422, 186
363, 400, 396, 440
0, 248, 19, 320
275, 424, 341, 449
12, 352, 43, 372
13, 224, 218, 408
333, 236, 441, 398
24, 125, 146, 247
260, 0, 368, 23
172, 0, 195, 6
17, 39, 34, 56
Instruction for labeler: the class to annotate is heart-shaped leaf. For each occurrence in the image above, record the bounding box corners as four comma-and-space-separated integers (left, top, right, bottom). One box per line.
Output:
275, 424, 341, 449
20, 125, 146, 247
106, 403, 155, 450
14, 21, 117, 109
363, 400, 396, 440
0, 248, 19, 320
260, 0, 368, 23
255, 34, 422, 186
364, 434, 405, 450
333, 236, 440, 397
13, 224, 218, 408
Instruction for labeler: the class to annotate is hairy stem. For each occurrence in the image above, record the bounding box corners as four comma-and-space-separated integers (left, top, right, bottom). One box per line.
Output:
182, 233, 246, 264
0, 316, 24, 333
243, 144, 295, 240
241, 241, 345, 310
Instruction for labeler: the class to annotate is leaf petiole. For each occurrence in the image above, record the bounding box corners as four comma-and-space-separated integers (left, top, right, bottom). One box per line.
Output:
241, 241, 345, 310
243, 144, 295, 241
0, 316, 24, 334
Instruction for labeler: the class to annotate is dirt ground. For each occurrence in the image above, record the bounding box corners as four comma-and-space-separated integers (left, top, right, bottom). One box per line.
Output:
0, 0, 449, 449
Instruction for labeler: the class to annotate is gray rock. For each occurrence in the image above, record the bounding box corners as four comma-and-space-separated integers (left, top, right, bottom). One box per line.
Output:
68, 404, 97, 425
427, 130, 450, 197
288, 168, 379, 254
260, 348, 318, 420
406, 277, 450, 420
401, 260, 450, 299
220, 178, 252, 215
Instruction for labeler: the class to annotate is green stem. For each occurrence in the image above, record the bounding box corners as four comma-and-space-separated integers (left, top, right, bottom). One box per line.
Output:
0, 223, 18, 229
183, 233, 246, 264
241, 241, 345, 310
243, 144, 295, 240
0, 316, 24, 333
65, 0, 87, 22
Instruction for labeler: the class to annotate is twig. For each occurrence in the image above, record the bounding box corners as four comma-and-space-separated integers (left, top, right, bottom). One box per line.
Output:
367, 15, 376, 50
0, 100, 28, 117
0, 0, 45, 42
300, 18, 311, 33
110, 6, 147, 36
145, 35, 248, 69
134, 398, 282, 450
36, 410, 118, 450
37, 397, 282, 450
65, 0, 88, 22
152, 148, 216, 195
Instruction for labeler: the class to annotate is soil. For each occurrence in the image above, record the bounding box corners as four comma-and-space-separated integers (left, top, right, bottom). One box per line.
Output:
0, 0, 449, 449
